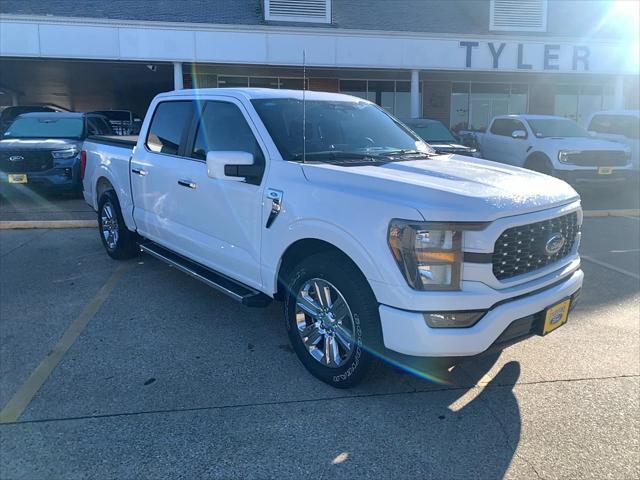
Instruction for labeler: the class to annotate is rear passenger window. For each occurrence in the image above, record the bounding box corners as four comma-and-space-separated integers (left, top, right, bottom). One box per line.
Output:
191, 102, 264, 163
146, 101, 194, 155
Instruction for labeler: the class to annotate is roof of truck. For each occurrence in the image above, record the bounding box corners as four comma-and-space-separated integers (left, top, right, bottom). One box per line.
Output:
158, 88, 368, 102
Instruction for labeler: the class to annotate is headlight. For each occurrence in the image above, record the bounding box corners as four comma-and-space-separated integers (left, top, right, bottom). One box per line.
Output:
388, 220, 463, 291
52, 147, 79, 159
558, 150, 581, 163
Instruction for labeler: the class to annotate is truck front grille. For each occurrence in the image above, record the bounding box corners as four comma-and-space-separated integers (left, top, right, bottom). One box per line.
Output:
492, 212, 579, 281
563, 150, 628, 167
0, 150, 54, 173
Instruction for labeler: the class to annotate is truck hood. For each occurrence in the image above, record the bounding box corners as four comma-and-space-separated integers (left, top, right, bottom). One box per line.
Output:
302, 154, 579, 222
538, 136, 630, 152
0, 138, 81, 150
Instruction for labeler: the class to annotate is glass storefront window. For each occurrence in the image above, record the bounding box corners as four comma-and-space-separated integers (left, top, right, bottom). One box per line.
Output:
509, 84, 529, 114
554, 85, 579, 121
602, 84, 616, 111
339, 80, 368, 100
218, 76, 249, 87
469, 84, 510, 132
367, 81, 395, 114
578, 85, 603, 125
249, 77, 280, 88
338, 79, 421, 117
450, 83, 470, 133
394, 81, 411, 119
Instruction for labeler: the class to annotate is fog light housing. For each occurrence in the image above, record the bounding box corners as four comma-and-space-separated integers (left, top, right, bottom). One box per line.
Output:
424, 311, 486, 328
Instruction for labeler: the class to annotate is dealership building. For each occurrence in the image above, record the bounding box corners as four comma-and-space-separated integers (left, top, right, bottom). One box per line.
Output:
0, 0, 638, 132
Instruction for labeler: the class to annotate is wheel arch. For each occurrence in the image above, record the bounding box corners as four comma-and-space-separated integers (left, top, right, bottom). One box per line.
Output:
524, 151, 553, 173
274, 238, 376, 302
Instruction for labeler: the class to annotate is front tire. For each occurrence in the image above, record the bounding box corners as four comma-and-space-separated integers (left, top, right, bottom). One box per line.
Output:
97, 190, 138, 260
283, 252, 380, 388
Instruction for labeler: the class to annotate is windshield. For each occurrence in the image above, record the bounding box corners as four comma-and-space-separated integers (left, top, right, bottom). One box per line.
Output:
407, 122, 457, 143
3, 116, 84, 139
251, 99, 430, 161
526, 118, 588, 138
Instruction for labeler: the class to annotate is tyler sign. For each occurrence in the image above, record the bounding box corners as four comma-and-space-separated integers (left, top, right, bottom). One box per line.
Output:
459, 41, 591, 71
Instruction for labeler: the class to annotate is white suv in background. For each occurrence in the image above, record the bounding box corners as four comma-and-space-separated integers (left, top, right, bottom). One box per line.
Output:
476, 114, 632, 187
586, 110, 640, 175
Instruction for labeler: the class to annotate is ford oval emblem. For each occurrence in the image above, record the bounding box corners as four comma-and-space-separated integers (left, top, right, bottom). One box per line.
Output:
545, 233, 565, 256
8, 155, 24, 162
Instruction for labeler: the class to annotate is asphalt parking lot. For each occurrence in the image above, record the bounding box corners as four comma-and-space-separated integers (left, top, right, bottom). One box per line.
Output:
0, 215, 639, 479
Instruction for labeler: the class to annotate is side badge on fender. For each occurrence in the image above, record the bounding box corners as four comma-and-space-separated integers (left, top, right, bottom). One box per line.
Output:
265, 189, 283, 228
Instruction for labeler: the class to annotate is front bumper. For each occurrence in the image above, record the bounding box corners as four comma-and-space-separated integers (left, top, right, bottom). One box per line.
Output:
555, 168, 635, 186
379, 268, 583, 358
0, 161, 81, 191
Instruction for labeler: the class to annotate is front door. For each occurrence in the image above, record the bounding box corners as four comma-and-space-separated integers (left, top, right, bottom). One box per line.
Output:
170, 98, 267, 289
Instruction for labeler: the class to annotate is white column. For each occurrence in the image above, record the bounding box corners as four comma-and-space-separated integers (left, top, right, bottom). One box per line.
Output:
614, 75, 625, 109
173, 62, 184, 90
410, 69, 420, 118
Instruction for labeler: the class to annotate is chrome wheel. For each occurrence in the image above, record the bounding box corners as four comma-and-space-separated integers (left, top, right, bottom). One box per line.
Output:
295, 278, 355, 368
100, 201, 119, 250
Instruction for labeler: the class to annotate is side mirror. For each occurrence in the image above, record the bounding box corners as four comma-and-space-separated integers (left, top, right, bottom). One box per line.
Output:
511, 130, 527, 139
206, 151, 257, 181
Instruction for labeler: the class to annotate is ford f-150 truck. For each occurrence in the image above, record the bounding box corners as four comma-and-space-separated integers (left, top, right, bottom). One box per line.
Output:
475, 114, 632, 187
83, 89, 584, 387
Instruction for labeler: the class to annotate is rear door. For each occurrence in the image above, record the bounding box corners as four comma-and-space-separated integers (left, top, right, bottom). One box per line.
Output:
130, 100, 196, 248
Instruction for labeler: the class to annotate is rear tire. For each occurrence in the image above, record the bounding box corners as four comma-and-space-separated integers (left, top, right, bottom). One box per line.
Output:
97, 190, 138, 260
283, 251, 381, 388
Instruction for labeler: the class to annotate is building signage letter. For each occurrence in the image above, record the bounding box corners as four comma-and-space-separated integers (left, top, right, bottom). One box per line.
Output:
544, 44, 560, 70
460, 41, 479, 68
517, 44, 532, 70
573, 46, 590, 71
488, 42, 506, 69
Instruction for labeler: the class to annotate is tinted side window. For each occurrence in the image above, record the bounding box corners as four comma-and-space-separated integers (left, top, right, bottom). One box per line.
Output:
588, 115, 609, 133
490, 119, 511, 136
491, 119, 526, 137
146, 101, 194, 155
192, 102, 264, 163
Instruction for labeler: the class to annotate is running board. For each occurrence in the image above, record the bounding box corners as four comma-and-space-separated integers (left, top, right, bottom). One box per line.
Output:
139, 241, 272, 307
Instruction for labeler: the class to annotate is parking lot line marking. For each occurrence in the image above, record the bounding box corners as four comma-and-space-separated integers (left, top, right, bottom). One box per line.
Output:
0, 220, 98, 230
0, 263, 131, 424
581, 255, 640, 280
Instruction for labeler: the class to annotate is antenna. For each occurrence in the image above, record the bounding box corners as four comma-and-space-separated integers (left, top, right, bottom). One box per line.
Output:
302, 49, 306, 164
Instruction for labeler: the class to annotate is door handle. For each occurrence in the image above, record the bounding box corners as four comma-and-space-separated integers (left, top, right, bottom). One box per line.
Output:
131, 168, 148, 176
178, 179, 197, 189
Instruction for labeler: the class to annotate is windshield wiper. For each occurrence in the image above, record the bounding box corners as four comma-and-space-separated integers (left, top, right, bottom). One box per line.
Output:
382, 149, 437, 157
291, 151, 393, 162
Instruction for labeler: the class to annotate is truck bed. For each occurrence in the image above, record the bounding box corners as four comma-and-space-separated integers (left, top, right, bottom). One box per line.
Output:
86, 135, 138, 149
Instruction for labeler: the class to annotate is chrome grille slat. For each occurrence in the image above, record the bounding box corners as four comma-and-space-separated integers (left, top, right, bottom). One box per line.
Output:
492, 212, 579, 280
564, 150, 627, 167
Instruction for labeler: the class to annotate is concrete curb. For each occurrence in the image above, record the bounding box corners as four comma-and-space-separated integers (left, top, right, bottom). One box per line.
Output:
582, 209, 640, 217
0, 220, 98, 230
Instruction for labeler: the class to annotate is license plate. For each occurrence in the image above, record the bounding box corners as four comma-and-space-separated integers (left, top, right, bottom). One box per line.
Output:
8, 173, 28, 184
598, 167, 613, 175
542, 299, 571, 335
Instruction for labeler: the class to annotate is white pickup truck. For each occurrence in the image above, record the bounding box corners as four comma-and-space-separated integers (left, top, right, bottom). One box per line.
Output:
83, 89, 584, 387
476, 114, 632, 187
